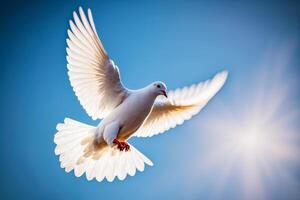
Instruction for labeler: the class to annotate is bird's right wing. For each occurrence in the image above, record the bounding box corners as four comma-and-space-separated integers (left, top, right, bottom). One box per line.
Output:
67, 7, 129, 120
133, 71, 228, 138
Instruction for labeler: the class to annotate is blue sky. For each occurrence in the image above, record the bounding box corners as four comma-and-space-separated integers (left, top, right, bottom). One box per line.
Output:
1, 1, 300, 200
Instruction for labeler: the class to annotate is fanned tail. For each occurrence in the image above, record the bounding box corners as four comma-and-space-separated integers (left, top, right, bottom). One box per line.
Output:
54, 118, 153, 182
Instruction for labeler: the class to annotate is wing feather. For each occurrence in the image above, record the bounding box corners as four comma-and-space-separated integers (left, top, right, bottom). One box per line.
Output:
67, 7, 129, 120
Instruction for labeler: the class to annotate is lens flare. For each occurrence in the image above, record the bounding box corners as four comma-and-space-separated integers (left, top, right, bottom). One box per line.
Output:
192, 44, 300, 200
239, 133, 260, 151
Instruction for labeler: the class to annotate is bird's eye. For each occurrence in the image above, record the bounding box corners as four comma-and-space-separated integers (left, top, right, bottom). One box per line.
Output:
157, 85, 161, 88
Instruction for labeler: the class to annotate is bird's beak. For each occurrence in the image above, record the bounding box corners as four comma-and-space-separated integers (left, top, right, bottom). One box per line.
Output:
161, 90, 168, 98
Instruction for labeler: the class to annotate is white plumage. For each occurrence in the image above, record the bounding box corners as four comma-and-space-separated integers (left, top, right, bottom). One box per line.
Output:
54, 7, 228, 182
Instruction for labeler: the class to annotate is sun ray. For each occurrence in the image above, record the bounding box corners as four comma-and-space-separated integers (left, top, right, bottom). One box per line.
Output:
193, 43, 300, 200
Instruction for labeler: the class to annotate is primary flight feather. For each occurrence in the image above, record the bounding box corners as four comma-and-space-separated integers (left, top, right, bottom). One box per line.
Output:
54, 7, 228, 182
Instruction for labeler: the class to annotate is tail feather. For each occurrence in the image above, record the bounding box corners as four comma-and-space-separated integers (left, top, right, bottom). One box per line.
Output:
54, 118, 153, 182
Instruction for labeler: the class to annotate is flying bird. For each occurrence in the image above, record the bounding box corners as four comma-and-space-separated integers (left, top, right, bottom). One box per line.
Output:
54, 7, 228, 182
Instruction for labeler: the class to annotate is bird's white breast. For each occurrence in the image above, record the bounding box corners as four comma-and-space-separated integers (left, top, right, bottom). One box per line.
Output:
99, 89, 157, 139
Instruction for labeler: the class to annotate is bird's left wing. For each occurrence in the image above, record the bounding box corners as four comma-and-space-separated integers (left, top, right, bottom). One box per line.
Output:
67, 7, 129, 120
133, 71, 228, 137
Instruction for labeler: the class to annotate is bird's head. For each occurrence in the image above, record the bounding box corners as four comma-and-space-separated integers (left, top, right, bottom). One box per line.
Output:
150, 81, 168, 98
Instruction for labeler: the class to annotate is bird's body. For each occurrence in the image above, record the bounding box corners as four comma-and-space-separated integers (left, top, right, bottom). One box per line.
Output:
96, 81, 162, 144
54, 7, 228, 182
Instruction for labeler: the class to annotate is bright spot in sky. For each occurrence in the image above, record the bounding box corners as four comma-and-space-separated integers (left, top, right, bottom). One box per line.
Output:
192, 44, 300, 200
239, 133, 260, 151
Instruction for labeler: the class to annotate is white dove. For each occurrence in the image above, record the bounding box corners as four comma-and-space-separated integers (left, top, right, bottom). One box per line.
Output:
54, 7, 228, 182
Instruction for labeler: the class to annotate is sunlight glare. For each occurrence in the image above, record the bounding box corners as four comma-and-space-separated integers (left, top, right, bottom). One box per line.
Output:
239, 133, 260, 151
194, 44, 300, 200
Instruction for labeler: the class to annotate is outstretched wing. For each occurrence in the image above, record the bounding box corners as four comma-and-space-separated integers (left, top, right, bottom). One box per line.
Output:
67, 7, 129, 120
133, 71, 228, 137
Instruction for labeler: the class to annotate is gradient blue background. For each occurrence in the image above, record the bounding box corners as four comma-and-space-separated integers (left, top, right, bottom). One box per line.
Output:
1, 0, 300, 199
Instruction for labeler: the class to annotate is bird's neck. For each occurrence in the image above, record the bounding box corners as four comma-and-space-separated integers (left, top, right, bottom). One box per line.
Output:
139, 87, 159, 103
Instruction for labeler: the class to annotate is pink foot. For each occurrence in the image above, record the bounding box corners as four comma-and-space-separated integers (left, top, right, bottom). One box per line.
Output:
113, 139, 130, 152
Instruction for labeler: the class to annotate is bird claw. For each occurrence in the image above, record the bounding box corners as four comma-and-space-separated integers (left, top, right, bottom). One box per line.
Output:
113, 139, 130, 152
